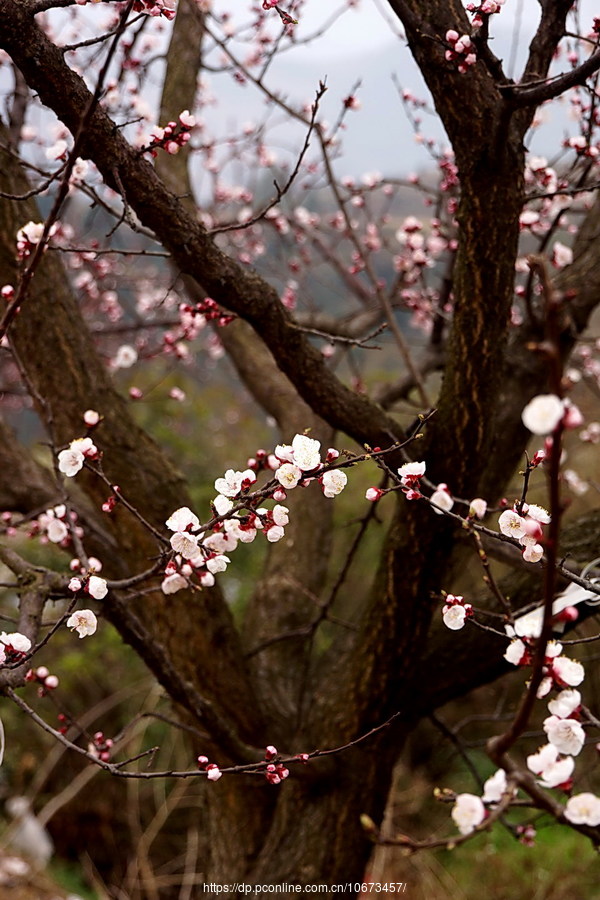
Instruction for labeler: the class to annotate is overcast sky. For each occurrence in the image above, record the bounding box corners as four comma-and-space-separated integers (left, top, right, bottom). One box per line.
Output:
204, 0, 597, 177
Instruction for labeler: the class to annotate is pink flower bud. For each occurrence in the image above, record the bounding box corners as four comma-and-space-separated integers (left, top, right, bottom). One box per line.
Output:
556, 606, 579, 623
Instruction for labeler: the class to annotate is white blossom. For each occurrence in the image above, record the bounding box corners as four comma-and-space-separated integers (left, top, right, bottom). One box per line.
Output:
161, 573, 188, 595
469, 498, 487, 519
200, 571, 215, 587
170, 532, 199, 560
564, 793, 600, 826
113, 344, 138, 369
274, 443, 294, 463
272, 505, 289, 527
521, 394, 564, 435
525, 504, 550, 524
522, 543, 544, 563
482, 769, 507, 803
504, 638, 527, 666
275, 463, 302, 490
398, 461, 426, 485
537, 676, 553, 699
166, 506, 200, 532
527, 743, 559, 776
543, 715, 585, 756
0, 632, 31, 654
66, 609, 97, 638
321, 469, 348, 498
215, 469, 250, 497
87, 575, 108, 600
442, 605, 467, 631
548, 689, 581, 719
291, 434, 321, 471
83, 409, 100, 426
498, 509, 526, 539
266, 525, 285, 543
58, 447, 85, 477
203, 532, 237, 554
451, 793, 485, 835
47, 519, 68, 543
552, 655, 584, 687
213, 495, 233, 516
538, 755, 574, 789
430, 485, 454, 514
206, 554, 230, 574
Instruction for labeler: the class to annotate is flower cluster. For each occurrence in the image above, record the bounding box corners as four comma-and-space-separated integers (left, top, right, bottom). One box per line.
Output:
397, 460, 426, 499
131, 0, 176, 19
88, 731, 114, 762
451, 768, 517, 835
444, 31, 477, 74
504, 630, 584, 697
498, 503, 551, 564
16, 221, 58, 260
178, 297, 235, 333
441, 594, 473, 631
161, 435, 348, 594
25, 666, 59, 696
68, 558, 108, 606
261, 3, 298, 26
197, 755, 222, 782
465, 0, 505, 28
143, 110, 195, 157
37, 504, 71, 545
57, 436, 99, 477
263, 746, 290, 785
